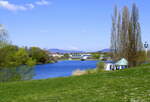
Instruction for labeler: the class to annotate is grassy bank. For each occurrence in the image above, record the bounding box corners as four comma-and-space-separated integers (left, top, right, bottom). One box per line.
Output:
0, 64, 150, 102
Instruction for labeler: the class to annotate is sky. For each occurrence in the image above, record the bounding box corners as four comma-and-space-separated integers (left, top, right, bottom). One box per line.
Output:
0, 0, 150, 51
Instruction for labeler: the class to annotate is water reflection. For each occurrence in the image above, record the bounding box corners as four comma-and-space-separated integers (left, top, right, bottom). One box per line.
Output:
0, 60, 99, 82
0, 66, 34, 82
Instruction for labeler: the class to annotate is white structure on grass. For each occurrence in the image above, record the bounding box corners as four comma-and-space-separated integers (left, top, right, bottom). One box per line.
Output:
105, 58, 128, 71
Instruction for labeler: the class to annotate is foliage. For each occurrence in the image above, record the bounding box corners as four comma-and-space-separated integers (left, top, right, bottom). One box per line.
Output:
0, 45, 36, 82
96, 61, 105, 70
0, 45, 36, 68
28, 47, 54, 64
110, 4, 144, 67
26, 58, 36, 67
91, 53, 100, 59
0, 45, 51, 72
63, 53, 70, 59
0, 24, 56, 82
0, 25, 36, 68
0, 65, 150, 102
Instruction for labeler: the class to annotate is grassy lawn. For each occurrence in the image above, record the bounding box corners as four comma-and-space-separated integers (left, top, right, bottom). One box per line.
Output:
0, 64, 150, 102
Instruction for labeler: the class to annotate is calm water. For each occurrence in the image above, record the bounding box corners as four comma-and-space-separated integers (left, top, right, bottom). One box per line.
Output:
33, 60, 99, 79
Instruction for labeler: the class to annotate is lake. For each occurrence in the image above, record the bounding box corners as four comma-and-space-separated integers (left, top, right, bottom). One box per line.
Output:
33, 60, 99, 79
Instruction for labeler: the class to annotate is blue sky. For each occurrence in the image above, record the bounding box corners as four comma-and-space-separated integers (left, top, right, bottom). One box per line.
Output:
0, 0, 149, 51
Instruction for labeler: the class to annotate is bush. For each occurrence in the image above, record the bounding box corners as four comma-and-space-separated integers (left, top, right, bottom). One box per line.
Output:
96, 61, 105, 71
85, 62, 106, 75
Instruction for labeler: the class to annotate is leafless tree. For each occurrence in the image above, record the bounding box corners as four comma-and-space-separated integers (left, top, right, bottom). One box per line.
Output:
110, 4, 144, 67
0, 24, 9, 48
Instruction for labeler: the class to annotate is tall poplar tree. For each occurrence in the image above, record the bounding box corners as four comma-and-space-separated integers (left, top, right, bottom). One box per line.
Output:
111, 6, 119, 61
110, 4, 144, 67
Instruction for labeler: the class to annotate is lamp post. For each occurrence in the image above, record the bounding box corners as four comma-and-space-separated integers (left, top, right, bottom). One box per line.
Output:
144, 42, 148, 59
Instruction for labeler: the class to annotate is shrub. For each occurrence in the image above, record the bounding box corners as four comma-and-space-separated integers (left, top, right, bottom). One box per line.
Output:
96, 61, 105, 71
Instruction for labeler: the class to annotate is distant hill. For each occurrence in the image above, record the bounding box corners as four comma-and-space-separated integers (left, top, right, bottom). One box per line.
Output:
99, 48, 112, 53
48, 49, 85, 53
48, 48, 112, 53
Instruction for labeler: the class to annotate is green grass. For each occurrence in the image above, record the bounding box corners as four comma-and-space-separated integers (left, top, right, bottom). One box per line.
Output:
0, 65, 150, 102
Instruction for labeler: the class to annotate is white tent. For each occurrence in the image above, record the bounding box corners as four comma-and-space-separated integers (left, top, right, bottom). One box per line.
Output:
115, 58, 128, 66
115, 58, 128, 69
105, 63, 115, 71
104, 58, 128, 71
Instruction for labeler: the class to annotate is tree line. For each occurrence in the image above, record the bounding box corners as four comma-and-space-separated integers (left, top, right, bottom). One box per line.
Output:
0, 24, 57, 69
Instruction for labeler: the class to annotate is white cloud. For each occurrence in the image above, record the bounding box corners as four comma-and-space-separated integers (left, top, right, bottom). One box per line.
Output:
36, 0, 50, 6
0, 0, 28, 11
0, 0, 50, 11
26, 3, 35, 9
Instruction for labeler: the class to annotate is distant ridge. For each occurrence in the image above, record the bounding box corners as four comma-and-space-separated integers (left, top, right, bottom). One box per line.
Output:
48, 48, 112, 53
99, 48, 112, 53
48, 49, 85, 53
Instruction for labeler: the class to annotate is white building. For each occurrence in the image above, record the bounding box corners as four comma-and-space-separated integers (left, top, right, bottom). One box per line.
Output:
70, 53, 92, 60
50, 53, 63, 58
